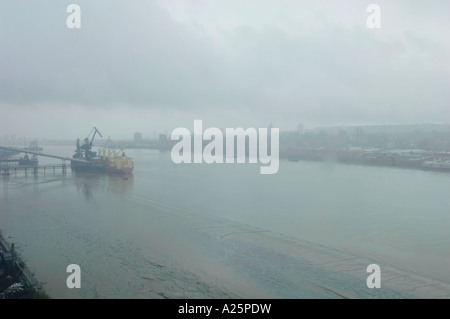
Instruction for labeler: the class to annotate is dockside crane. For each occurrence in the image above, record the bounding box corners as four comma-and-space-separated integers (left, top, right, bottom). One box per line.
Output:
88, 127, 103, 148
77, 127, 104, 160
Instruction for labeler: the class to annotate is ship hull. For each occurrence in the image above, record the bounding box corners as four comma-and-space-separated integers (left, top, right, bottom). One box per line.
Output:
105, 166, 134, 174
70, 159, 107, 172
71, 160, 133, 174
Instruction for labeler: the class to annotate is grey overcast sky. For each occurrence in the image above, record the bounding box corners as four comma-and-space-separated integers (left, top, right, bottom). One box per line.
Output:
0, 0, 449, 140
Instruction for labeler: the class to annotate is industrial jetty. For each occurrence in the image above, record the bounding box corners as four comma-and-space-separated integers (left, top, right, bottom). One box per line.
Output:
0, 127, 134, 175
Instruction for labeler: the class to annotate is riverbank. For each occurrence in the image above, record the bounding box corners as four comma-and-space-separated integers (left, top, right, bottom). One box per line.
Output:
0, 230, 49, 299
281, 147, 450, 172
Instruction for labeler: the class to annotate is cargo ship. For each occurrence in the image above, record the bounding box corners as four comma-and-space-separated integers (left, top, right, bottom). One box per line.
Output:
24, 141, 43, 152
18, 154, 38, 167
71, 127, 134, 174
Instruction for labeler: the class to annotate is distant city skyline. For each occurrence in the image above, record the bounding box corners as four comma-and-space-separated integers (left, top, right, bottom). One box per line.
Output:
1, 122, 449, 146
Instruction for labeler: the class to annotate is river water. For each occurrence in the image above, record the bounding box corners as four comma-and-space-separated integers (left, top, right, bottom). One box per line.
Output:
1, 145, 449, 298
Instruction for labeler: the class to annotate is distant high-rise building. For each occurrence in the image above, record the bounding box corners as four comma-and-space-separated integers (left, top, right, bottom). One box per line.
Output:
158, 134, 169, 151
134, 132, 142, 145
